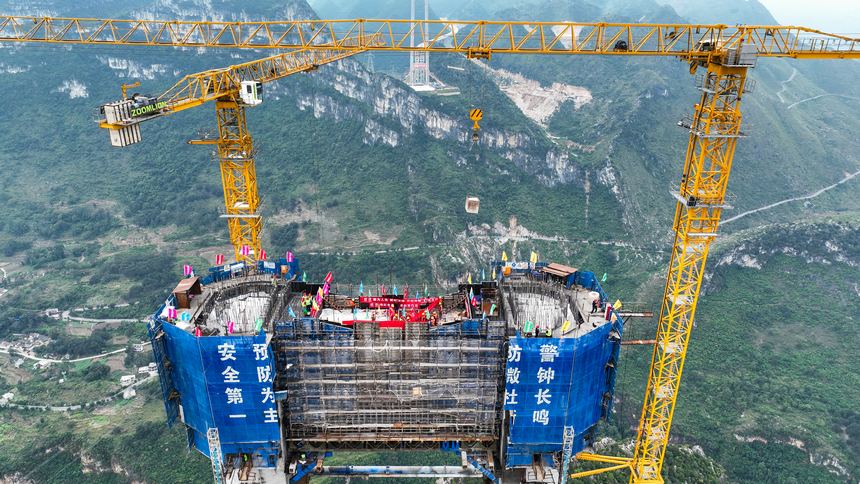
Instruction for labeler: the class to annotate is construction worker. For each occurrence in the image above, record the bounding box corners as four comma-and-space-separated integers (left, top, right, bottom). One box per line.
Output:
301, 292, 312, 316
591, 297, 600, 314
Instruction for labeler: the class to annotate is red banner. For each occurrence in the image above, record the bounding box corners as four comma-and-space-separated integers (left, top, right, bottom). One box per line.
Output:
359, 296, 439, 308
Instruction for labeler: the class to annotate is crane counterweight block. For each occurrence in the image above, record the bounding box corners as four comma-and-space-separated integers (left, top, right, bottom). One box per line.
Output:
100, 99, 143, 147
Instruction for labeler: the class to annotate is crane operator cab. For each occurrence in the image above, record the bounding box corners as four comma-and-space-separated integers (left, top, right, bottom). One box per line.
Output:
240, 81, 263, 106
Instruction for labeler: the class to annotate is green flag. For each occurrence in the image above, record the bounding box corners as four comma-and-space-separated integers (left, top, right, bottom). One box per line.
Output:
524, 320, 535, 333
601, 272, 607, 282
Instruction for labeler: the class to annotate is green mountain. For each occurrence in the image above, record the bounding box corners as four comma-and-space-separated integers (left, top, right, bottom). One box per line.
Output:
0, 0, 857, 482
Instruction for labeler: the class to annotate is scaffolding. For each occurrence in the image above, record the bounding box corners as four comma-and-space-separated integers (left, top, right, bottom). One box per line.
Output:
274, 311, 505, 447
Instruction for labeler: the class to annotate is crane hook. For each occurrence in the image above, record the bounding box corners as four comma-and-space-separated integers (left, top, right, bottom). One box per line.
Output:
469, 108, 483, 143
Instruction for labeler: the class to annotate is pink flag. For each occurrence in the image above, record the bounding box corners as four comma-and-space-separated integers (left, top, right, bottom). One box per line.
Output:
167, 307, 177, 319
324, 271, 334, 284
260, 249, 267, 261
194, 327, 202, 337
215, 254, 224, 265
287, 251, 294, 263
227, 321, 235, 334
183, 264, 193, 276
240, 245, 251, 256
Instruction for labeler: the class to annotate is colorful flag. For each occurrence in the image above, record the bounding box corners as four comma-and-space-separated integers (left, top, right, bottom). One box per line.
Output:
481, 268, 485, 281
424, 284, 428, 297
240, 245, 251, 256
359, 281, 364, 295
601, 272, 608, 282
491, 267, 497, 280
287, 251, 294, 263
489, 303, 496, 315
215, 254, 224, 265
288, 307, 297, 318
529, 251, 538, 264
167, 307, 177, 319
183, 264, 193, 276
180, 312, 190, 322
562, 320, 571, 333
614, 299, 623, 310
467, 273, 472, 284
524, 320, 535, 333
501, 251, 508, 262
302, 272, 307, 282
324, 271, 334, 284
255, 318, 264, 332
260, 249, 267, 261
194, 327, 202, 337
227, 321, 235, 334
393, 285, 398, 296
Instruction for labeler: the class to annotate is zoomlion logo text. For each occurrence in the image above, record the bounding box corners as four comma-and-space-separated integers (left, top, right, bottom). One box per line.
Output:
130, 101, 167, 117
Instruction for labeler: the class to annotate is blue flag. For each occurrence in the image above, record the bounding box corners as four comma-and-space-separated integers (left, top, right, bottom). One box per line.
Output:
393, 285, 398, 296
359, 281, 364, 295
302, 271, 307, 282
288, 307, 297, 319
482, 268, 486, 281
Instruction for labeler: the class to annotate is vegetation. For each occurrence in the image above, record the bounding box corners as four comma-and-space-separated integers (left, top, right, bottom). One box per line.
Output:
42, 329, 116, 358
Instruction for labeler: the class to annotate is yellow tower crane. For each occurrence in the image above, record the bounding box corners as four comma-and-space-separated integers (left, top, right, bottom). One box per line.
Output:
96, 44, 373, 262
0, 15, 857, 483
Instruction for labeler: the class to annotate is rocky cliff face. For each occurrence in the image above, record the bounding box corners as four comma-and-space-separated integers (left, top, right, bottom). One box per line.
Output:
282, 58, 587, 187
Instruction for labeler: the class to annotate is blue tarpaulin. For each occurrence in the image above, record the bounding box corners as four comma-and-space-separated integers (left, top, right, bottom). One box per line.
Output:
160, 324, 281, 467
503, 323, 619, 466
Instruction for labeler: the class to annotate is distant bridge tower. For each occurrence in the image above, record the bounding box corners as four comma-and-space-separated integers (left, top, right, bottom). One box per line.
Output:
405, 0, 433, 91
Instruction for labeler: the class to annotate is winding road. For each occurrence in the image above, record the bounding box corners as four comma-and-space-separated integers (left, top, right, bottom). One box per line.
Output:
722, 169, 860, 225
0, 374, 155, 412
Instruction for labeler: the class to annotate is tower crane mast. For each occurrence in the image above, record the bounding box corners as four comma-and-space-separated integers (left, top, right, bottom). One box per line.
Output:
0, 14, 856, 484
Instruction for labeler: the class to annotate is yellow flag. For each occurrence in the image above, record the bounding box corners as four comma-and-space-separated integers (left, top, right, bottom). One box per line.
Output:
530, 251, 538, 264
501, 251, 508, 262
467, 273, 472, 284
614, 299, 623, 310
562, 320, 571, 333
491, 267, 497, 280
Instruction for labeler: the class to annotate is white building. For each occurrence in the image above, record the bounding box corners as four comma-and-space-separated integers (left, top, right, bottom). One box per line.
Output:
119, 375, 136, 386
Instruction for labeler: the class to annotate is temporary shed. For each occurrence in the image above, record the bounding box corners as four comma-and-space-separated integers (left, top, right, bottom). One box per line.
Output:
172, 276, 202, 309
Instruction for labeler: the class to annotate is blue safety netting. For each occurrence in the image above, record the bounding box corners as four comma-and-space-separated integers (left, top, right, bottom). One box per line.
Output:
200, 257, 300, 285
503, 299, 623, 467
158, 323, 281, 466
